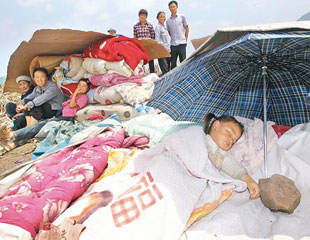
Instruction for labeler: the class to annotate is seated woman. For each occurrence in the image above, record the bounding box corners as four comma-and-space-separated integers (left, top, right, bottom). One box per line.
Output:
5, 75, 34, 130
16, 67, 64, 126
62, 78, 91, 120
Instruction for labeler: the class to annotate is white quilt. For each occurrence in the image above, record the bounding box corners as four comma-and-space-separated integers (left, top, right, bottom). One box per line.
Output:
53, 126, 247, 240
182, 123, 310, 240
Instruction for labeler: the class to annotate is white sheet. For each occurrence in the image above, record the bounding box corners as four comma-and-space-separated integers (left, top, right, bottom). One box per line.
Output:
54, 126, 247, 240
183, 123, 310, 240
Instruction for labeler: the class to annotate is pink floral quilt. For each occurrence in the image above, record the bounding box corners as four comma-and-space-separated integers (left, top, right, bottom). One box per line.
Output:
0, 129, 126, 238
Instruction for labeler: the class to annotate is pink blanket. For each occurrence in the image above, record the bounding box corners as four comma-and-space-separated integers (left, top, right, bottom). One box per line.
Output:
0, 129, 127, 238
90, 73, 144, 87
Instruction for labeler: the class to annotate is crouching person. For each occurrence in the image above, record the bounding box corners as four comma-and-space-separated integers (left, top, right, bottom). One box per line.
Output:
16, 67, 64, 126
5, 75, 34, 130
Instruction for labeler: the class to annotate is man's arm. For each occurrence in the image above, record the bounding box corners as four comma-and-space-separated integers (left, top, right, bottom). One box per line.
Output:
133, 24, 138, 39
184, 25, 189, 41
150, 24, 155, 40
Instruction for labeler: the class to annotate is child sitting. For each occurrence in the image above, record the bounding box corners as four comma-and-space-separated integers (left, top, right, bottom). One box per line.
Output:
16, 67, 64, 126
62, 78, 90, 118
5, 75, 34, 130
203, 112, 260, 199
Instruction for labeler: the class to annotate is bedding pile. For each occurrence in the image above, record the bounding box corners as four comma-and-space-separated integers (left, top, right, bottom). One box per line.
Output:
40, 36, 159, 121
0, 116, 148, 239
0, 114, 309, 240
53, 125, 247, 240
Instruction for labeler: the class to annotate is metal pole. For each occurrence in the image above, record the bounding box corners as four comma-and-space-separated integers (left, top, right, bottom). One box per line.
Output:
262, 57, 268, 178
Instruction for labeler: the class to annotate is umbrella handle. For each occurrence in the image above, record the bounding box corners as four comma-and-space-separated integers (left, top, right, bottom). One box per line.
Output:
306, 90, 310, 106
262, 63, 268, 179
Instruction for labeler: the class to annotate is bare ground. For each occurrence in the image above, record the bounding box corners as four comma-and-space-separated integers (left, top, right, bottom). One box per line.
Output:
0, 142, 37, 174
0, 85, 37, 174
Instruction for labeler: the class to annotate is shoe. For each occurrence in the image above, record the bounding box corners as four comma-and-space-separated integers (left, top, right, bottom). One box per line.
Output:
0, 138, 16, 152
0, 125, 11, 139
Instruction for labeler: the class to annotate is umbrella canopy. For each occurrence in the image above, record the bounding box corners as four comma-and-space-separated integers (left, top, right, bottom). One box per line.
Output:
148, 22, 310, 127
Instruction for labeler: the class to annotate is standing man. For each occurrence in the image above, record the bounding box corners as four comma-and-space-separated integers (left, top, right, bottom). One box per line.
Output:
133, 9, 155, 73
166, 1, 189, 69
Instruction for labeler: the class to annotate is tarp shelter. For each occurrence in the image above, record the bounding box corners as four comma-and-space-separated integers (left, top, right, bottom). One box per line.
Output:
187, 21, 310, 60
298, 11, 310, 21
4, 29, 170, 93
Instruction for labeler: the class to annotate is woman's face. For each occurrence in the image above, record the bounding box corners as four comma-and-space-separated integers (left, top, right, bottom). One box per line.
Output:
210, 121, 242, 151
33, 70, 47, 89
139, 14, 147, 24
18, 80, 31, 93
158, 13, 166, 25
77, 81, 89, 94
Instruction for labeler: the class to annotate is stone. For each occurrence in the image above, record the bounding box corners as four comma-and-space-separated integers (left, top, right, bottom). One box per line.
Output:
259, 174, 301, 214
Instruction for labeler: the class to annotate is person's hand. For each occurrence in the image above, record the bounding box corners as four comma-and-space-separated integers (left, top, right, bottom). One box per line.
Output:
16, 104, 24, 112
13, 113, 24, 119
74, 87, 83, 95
242, 174, 260, 199
16, 105, 29, 112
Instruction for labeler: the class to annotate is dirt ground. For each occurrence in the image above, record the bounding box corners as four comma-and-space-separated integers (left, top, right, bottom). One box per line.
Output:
0, 142, 37, 174
0, 85, 37, 175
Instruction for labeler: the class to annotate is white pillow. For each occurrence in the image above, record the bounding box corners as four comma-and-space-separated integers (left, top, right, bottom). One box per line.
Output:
228, 117, 278, 174
106, 60, 132, 77
66, 57, 83, 78
82, 58, 107, 75
93, 86, 122, 105
86, 88, 97, 104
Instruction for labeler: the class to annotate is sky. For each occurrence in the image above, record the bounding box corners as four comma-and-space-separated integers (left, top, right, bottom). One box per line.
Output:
0, 0, 309, 77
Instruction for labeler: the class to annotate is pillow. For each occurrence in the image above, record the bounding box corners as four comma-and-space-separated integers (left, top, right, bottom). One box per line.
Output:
61, 83, 97, 96
75, 103, 138, 122
106, 60, 132, 77
86, 88, 97, 104
60, 83, 78, 95
228, 117, 278, 174
93, 86, 122, 105
114, 80, 154, 106
66, 57, 83, 78
71, 67, 87, 81
51, 67, 64, 86
82, 58, 107, 75
142, 73, 158, 83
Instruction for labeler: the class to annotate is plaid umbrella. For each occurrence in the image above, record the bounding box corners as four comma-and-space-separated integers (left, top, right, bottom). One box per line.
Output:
148, 30, 310, 177
148, 32, 310, 127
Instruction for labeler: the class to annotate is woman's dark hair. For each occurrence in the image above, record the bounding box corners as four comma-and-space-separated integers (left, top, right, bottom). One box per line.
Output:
203, 113, 244, 135
168, 1, 178, 7
79, 78, 91, 91
33, 67, 48, 78
157, 11, 165, 19
139, 9, 148, 17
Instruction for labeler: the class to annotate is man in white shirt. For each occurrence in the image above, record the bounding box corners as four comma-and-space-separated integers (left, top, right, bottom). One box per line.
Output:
166, 1, 189, 69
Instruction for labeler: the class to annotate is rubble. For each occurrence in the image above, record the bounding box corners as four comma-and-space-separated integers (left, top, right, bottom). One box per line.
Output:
259, 174, 301, 214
